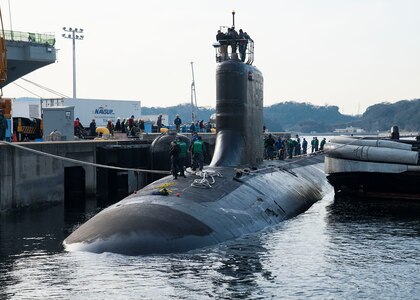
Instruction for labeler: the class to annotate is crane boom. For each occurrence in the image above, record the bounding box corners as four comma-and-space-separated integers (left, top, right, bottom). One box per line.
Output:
190, 62, 198, 123
0, 7, 7, 84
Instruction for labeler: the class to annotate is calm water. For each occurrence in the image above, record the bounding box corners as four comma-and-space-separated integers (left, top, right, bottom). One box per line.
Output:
1, 188, 420, 299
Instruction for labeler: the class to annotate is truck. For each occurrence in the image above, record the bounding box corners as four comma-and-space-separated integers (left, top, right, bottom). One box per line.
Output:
2, 98, 43, 141
43, 98, 142, 127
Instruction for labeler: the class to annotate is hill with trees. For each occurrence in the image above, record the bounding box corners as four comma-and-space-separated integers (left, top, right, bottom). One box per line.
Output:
351, 99, 420, 132
142, 103, 214, 126
146, 99, 420, 132
143, 101, 357, 132
262, 102, 356, 132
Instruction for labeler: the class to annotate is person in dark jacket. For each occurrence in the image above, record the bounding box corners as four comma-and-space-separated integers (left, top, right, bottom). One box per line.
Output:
199, 120, 205, 133
275, 137, 284, 160
89, 119, 97, 137
169, 140, 181, 179
0, 110, 7, 141
106, 119, 114, 137
216, 29, 228, 61
121, 118, 126, 133
314, 137, 319, 152
302, 138, 308, 154
227, 27, 238, 53
176, 136, 187, 178
319, 138, 326, 151
264, 134, 275, 159
174, 114, 182, 133
128, 115, 135, 136
157, 114, 163, 132
311, 137, 316, 153
238, 29, 247, 62
115, 118, 121, 132
287, 139, 295, 158
139, 119, 145, 133
191, 136, 205, 171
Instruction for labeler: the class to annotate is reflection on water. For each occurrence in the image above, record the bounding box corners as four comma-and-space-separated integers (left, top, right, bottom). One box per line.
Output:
1, 189, 420, 299
324, 195, 420, 299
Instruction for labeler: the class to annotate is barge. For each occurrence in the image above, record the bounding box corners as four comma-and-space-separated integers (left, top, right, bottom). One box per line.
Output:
324, 131, 420, 200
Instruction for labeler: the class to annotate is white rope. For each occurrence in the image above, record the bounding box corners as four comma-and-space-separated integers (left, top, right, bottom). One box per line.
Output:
0, 140, 171, 175
190, 169, 223, 188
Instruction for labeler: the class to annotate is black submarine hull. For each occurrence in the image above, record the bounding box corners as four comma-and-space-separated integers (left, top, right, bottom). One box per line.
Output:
64, 56, 329, 255
64, 156, 326, 255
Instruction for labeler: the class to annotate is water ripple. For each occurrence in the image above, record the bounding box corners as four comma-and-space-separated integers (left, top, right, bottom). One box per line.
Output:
1, 191, 420, 299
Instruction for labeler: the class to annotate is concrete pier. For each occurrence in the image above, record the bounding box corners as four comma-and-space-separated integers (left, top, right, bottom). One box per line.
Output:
0, 132, 291, 213
0, 133, 218, 213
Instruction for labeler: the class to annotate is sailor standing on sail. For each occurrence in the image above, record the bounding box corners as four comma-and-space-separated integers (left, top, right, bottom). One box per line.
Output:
227, 27, 238, 55
238, 29, 247, 62
216, 30, 228, 61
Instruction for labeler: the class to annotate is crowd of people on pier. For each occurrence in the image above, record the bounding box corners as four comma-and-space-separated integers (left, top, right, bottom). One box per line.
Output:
264, 134, 327, 160
71, 113, 216, 140
161, 114, 215, 134
73, 115, 149, 139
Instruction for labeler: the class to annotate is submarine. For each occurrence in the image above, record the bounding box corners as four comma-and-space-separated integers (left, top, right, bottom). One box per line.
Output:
64, 15, 328, 255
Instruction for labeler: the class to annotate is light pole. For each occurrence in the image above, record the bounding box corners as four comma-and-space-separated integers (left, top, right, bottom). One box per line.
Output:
62, 27, 84, 99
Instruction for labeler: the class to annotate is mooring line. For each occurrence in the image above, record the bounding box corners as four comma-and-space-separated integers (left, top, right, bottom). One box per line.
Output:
0, 140, 171, 175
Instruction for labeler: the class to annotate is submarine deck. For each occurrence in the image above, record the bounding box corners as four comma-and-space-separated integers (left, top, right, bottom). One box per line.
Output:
123, 153, 325, 206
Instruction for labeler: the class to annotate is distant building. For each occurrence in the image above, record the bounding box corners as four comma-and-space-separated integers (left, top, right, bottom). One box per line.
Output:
333, 126, 365, 134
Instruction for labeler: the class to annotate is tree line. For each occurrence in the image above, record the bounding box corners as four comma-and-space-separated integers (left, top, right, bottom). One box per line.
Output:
132, 98, 420, 133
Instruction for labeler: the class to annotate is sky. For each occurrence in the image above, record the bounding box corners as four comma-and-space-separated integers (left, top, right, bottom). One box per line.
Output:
0, 0, 419, 115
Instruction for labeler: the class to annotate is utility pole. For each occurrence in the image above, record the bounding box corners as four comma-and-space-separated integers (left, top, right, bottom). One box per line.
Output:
62, 27, 84, 99
190, 62, 198, 123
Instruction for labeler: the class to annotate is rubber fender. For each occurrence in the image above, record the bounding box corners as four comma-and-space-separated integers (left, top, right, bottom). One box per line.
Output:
96, 127, 110, 134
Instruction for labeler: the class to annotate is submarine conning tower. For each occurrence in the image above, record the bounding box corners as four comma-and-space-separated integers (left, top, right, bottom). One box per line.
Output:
210, 17, 264, 168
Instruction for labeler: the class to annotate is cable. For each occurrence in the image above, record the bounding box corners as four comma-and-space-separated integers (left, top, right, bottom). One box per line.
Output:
20, 77, 69, 98
12, 77, 70, 98
0, 140, 171, 175
11, 81, 43, 98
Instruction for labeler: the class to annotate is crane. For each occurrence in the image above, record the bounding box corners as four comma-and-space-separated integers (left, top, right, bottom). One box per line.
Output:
190, 61, 198, 123
0, 7, 7, 84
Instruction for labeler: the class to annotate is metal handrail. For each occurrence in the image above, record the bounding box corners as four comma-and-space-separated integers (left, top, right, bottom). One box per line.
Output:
214, 38, 254, 64
4, 30, 55, 46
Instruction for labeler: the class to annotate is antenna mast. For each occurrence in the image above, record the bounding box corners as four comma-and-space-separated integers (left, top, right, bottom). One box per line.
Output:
190, 62, 198, 123
232, 10, 235, 28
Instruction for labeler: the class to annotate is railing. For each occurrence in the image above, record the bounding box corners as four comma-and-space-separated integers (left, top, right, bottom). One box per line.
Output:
4, 30, 55, 46
214, 38, 254, 65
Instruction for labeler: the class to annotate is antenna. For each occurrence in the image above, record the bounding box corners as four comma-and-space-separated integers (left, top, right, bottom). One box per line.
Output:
232, 10, 235, 28
190, 62, 198, 123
